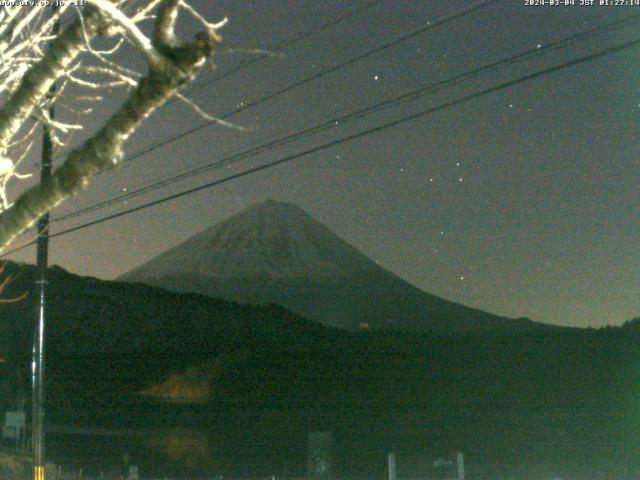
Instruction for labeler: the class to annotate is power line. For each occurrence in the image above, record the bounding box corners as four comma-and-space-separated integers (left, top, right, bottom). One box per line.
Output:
50, 0, 385, 166
113, 0, 503, 168
52, 12, 640, 224
2, 34, 638, 258
182, 0, 386, 97
46, 0, 504, 223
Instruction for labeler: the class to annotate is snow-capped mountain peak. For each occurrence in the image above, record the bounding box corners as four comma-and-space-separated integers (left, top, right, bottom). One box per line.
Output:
121, 200, 555, 333
123, 200, 377, 281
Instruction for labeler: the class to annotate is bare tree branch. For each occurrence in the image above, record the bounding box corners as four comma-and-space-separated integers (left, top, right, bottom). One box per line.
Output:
0, 261, 28, 303
0, 7, 107, 151
0, 0, 223, 250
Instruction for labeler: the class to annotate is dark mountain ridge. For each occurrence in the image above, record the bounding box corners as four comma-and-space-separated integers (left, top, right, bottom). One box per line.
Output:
1, 261, 638, 478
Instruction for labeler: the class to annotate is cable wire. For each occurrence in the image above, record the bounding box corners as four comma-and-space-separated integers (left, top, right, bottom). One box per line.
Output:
52, 12, 640, 224
113, 0, 503, 168
2, 34, 638, 257
182, 0, 386, 97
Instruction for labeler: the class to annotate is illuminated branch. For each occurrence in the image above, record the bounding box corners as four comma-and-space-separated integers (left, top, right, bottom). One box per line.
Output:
0, 262, 27, 303
0, 0, 224, 250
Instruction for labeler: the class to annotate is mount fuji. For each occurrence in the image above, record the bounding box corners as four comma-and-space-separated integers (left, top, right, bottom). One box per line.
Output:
120, 200, 556, 333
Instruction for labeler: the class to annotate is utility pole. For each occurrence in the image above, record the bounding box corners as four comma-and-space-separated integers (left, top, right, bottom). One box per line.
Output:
32, 8, 58, 480
387, 451, 397, 480
456, 452, 465, 480
32, 100, 52, 480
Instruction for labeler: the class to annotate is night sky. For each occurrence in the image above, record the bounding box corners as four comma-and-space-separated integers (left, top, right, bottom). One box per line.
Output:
5, 0, 639, 328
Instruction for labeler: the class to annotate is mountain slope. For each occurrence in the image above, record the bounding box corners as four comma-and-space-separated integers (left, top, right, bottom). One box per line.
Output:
0, 260, 331, 406
122, 200, 381, 280
121, 200, 558, 334
1, 261, 636, 477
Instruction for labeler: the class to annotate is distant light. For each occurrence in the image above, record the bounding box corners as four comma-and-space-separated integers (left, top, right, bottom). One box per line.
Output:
374, 75, 379, 81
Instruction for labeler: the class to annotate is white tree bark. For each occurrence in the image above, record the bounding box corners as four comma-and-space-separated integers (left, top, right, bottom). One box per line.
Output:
0, 0, 223, 251
0, 7, 106, 151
